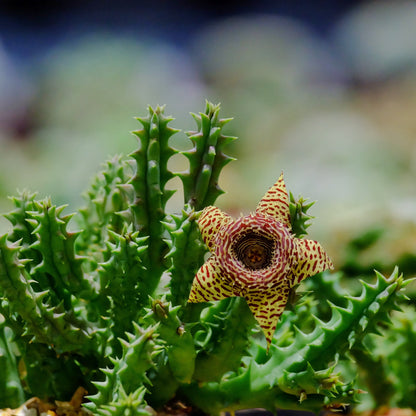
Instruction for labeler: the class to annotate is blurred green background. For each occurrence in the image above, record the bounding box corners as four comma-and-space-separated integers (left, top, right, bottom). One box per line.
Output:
1, 0, 416, 276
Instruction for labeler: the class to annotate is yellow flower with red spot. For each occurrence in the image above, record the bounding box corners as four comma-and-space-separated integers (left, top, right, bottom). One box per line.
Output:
188, 173, 333, 348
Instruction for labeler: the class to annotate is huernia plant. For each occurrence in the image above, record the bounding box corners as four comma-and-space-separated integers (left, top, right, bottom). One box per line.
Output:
0, 101, 412, 415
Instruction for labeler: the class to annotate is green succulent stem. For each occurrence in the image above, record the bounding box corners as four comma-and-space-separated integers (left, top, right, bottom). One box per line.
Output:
0, 235, 95, 355
180, 101, 235, 210
350, 345, 395, 406
192, 297, 255, 382
146, 298, 196, 384
0, 326, 24, 409
97, 229, 148, 352
165, 206, 206, 309
289, 193, 314, 238
129, 105, 178, 286
182, 269, 406, 414
77, 155, 132, 257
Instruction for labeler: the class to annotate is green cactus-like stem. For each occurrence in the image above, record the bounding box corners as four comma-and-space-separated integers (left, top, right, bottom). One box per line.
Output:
77, 155, 132, 257
391, 316, 416, 408
143, 299, 197, 410
289, 193, 315, 238
165, 206, 207, 309
350, 345, 395, 407
183, 371, 358, 415
147, 299, 196, 384
3, 197, 107, 355
4, 192, 51, 295
257, 269, 405, 389
22, 342, 88, 401
370, 305, 416, 408
4, 191, 38, 250
0, 235, 95, 355
96, 386, 151, 416
86, 324, 159, 416
0, 326, 24, 408
145, 363, 180, 410
98, 229, 148, 349
179, 101, 236, 210
303, 271, 349, 322
129, 105, 178, 285
26, 199, 92, 306
183, 269, 406, 414
304, 270, 404, 407
192, 297, 254, 382
4, 194, 92, 308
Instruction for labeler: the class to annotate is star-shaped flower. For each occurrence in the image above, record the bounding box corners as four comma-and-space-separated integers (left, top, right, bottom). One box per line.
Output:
188, 173, 333, 348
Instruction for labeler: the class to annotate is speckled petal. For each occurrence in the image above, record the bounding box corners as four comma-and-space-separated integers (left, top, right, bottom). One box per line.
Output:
256, 173, 291, 229
188, 257, 235, 303
198, 206, 232, 252
290, 239, 334, 287
245, 285, 291, 348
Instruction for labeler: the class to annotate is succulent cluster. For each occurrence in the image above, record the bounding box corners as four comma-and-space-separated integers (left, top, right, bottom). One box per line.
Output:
0, 102, 414, 415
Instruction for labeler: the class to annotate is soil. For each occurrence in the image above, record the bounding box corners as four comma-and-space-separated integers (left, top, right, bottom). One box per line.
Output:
0, 387, 90, 416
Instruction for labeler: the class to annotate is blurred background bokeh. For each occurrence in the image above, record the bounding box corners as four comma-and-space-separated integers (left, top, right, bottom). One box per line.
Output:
2, 0, 416, 276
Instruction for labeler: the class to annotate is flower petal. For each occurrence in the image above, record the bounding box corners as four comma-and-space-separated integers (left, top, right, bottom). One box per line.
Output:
256, 173, 291, 228
188, 257, 235, 303
245, 285, 290, 349
290, 239, 334, 286
198, 206, 232, 252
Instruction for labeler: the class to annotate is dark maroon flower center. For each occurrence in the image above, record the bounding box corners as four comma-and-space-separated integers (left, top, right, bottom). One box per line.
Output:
233, 232, 275, 270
